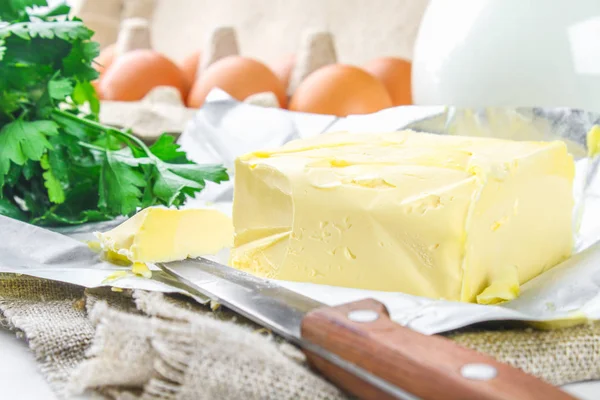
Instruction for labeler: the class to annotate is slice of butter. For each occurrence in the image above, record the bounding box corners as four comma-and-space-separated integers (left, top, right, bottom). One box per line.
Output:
96, 207, 233, 263
230, 130, 574, 303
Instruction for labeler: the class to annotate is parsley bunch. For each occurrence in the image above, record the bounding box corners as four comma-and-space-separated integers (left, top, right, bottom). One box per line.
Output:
0, 1, 228, 226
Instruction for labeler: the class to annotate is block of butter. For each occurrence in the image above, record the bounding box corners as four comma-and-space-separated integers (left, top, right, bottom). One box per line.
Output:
230, 130, 575, 303
96, 207, 233, 263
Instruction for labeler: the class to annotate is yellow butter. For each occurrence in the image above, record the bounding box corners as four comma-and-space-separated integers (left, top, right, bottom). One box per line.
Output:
132, 262, 152, 279
102, 270, 129, 284
528, 312, 588, 330
104, 249, 132, 265
587, 125, 600, 157
475, 265, 520, 305
96, 207, 233, 263
87, 240, 102, 253
230, 130, 574, 303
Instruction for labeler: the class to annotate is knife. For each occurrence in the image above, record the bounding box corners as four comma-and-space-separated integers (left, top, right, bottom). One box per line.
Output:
158, 257, 576, 400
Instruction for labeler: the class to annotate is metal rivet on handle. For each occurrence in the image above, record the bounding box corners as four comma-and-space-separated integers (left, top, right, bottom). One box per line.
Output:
460, 363, 498, 381
347, 309, 380, 323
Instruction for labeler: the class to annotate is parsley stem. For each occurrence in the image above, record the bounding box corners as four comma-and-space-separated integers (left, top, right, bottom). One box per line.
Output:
51, 109, 155, 157
78, 142, 107, 152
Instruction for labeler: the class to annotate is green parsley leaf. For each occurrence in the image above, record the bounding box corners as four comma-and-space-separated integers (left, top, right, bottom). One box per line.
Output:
1, 21, 92, 42
168, 163, 229, 185
153, 167, 204, 204
10, 0, 48, 11
0, 0, 47, 21
5, 163, 22, 186
0, 92, 24, 117
72, 80, 99, 114
149, 134, 189, 162
0, 197, 26, 221
0, 120, 58, 178
22, 177, 49, 216
98, 152, 146, 216
47, 136, 70, 181
62, 40, 99, 81
48, 77, 73, 100
22, 160, 37, 180
40, 153, 65, 204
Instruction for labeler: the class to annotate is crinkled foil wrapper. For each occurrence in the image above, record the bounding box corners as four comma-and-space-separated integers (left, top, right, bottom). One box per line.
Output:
2, 90, 600, 335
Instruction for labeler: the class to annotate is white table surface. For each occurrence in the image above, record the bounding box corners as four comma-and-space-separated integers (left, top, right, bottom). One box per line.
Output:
1, 327, 599, 399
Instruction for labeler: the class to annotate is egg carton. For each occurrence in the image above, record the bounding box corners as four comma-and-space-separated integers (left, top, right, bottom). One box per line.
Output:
94, 13, 338, 141
72, 0, 155, 48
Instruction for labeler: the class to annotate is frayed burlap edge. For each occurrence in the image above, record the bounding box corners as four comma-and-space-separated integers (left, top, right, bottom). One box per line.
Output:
70, 291, 347, 400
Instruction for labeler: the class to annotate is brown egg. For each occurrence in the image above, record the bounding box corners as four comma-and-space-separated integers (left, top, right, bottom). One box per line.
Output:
289, 64, 392, 116
270, 54, 295, 90
187, 56, 287, 108
363, 57, 412, 106
92, 44, 116, 99
100, 49, 188, 102
180, 50, 201, 88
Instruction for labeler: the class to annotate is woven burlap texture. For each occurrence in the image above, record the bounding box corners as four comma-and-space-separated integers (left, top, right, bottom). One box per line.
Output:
2, 274, 600, 400
0, 275, 345, 399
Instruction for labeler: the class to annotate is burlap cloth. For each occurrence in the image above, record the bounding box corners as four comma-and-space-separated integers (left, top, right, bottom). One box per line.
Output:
2, 274, 600, 399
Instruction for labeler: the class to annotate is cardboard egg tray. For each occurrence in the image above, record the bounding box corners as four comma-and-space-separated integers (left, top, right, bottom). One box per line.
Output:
76, 0, 338, 142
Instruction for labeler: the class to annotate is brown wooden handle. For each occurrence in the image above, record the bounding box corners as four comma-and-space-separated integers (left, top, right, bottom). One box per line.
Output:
300, 298, 577, 400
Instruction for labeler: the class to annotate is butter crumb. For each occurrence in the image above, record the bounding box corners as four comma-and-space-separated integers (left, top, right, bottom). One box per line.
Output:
491, 216, 509, 231
210, 300, 221, 311
87, 241, 102, 253
132, 262, 152, 279
103, 250, 132, 266
252, 151, 271, 159
476, 265, 520, 305
586, 125, 600, 157
102, 270, 129, 284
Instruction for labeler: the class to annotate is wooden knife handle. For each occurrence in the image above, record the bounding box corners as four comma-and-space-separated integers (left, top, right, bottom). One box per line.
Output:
300, 298, 576, 400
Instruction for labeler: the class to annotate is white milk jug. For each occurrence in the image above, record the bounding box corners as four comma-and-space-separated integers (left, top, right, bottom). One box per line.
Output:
412, 0, 600, 112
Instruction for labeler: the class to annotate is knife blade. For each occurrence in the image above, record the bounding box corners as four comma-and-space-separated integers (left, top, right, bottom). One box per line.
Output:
158, 257, 575, 400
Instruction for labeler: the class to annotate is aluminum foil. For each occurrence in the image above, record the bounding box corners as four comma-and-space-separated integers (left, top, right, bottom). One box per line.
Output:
2, 91, 600, 335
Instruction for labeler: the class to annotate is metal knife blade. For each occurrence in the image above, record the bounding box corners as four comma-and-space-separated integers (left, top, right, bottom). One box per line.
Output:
157, 256, 323, 343
158, 257, 420, 400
